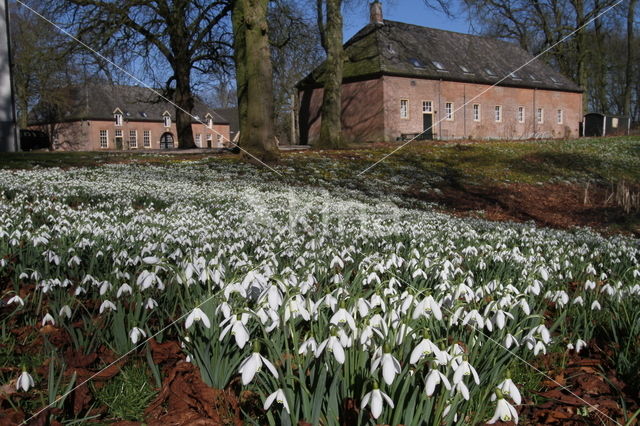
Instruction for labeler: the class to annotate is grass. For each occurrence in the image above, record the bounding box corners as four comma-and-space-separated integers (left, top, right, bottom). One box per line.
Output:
93, 363, 157, 422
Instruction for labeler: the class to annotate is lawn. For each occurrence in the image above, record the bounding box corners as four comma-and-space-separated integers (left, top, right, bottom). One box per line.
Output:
0, 137, 639, 425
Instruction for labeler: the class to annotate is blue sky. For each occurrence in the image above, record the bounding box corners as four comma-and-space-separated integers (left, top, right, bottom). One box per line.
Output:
343, 0, 472, 40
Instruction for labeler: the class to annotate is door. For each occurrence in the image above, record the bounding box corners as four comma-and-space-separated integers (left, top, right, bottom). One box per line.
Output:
421, 114, 434, 140
160, 132, 174, 149
115, 137, 123, 150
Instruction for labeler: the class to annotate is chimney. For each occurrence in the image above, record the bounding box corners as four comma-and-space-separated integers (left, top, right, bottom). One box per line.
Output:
370, 1, 383, 25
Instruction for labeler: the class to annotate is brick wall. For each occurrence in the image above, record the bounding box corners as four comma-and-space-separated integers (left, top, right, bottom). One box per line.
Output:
48, 120, 230, 151
382, 76, 582, 141
299, 78, 385, 144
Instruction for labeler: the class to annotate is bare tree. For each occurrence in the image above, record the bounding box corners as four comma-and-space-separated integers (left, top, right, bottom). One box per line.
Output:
315, 0, 344, 148
53, 0, 233, 149
232, 0, 280, 161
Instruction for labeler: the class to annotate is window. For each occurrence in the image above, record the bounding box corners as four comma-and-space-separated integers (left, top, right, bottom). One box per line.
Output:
495, 105, 502, 122
195, 133, 202, 147
129, 130, 137, 148
143, 130, 151, 148
207, 118, 213, 128
517, 106, 525, 123
445, 102, 454, 120
99, 130, 108, 148
114, 113, 123, 127
115, 129, 123, 138
459, 64, 472, 73
207, 134, 213, 147
432, 61, 446, 71
509, 72, 521, 80
409, 58, 426, 69
163, 115, 171, 127
217, 134, 223, 147
400, 100, 409, 119
485, 68, 496, 77
557, 109, 563, 125
422, 101, 433, 113
537, 108, 544, 124
473, 104, 481, 122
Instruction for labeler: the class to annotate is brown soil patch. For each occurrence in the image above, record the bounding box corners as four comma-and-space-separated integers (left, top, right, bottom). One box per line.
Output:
408, 181, 640, 235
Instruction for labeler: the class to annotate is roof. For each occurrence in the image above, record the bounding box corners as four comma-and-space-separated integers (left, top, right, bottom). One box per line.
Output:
298, 20, 581, 93
212, 107, 239, 136
29, 83, 229, 125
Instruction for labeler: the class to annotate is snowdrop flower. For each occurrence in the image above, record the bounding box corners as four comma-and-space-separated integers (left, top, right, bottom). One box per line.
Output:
284, 295, 310, 322
185, 307, 211, 329
330, 304, 356, 331
591, 300, 601, 311
129, 327, 147, 344
219, 314, 250, 349
425, 365, 451, 396
116, 283, 133, 298
144, 298, 158, 310
315, 329, 345, 364
371, 346, 401, 385
16, 370, 34, 392
263, 388, 290, 414
451, 380, 470, 400
487, 389, 519, 424
7, 295, 24, 307
361, 382, 394, 420
238, 346, 279, 385
584, 280, 596, 291
298, 336, 318, 355
59, 305, 72, 319
569, 338, 588, 353
491, 372, 522, 405
409, 331, 439, 364
41, 313, 55, 326
453, 356, 480, 385
504, 333, 520, 349
99, 300, 117, 314
412, 295, 443, 321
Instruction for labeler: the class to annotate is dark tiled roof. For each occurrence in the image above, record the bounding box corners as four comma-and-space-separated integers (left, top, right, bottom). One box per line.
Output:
30, 83, 229, 125
212, 107, 239, 136
299, 20, 581, 93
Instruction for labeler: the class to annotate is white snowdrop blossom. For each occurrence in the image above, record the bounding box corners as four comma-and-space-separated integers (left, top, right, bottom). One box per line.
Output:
361, 382, 394, 419
16, 370, 35, 392
185, 307, 211, 329
263, 388, 290, 414
41, 313, 55, 326
129, 327, 147, 344
238, 350, 279, 385
488, 389, 519, 424
99, 300, 117, 314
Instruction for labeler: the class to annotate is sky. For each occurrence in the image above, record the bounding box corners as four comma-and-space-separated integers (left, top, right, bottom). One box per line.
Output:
343, 0, 472, 40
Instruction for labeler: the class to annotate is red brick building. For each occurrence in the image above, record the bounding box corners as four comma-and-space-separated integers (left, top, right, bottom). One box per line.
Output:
298, 3, 583, 144
30, 84, 230, 151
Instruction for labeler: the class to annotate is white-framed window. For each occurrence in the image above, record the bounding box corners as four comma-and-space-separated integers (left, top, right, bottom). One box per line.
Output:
143, 130, 151, 148
517, 106, 525, 123
495, 105, 502, 122
217, 134, 223, 147
400, 99, 409, 119
473, 104, 481, 122
99, 130, 108, 148
445, 102, 454, 120
115, 129, 123, 138
422, 100, 433, 113
537, 108, 544, 124
195, 133, 202, 147
129, 130, 137, 148
163, 115, 171, 127
207, 118, 213, 128
557, 109, 563, 125
114, 113, 123, 127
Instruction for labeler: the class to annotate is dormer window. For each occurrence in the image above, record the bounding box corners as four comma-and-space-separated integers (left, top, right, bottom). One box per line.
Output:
163, 112, 171, 127
114, 111, 123, 127
459, 64, 473, 74
207, 118, 213, 128
409, 58, 426, 69
485, 68, 496, 77
432, 61, 447, 72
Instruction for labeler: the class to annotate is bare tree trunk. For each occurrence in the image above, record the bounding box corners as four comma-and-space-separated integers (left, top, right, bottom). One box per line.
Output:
234, 0, 279, 162
572, 0, 589, 114
593, 0, 609, 113
317, 0, 344, 149
174, 60, 196, 148
232, 0, 248, 148
624, 0, 637, 116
